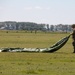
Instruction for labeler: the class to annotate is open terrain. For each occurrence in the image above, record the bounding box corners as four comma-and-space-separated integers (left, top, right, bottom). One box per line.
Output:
0, 30, 75, 75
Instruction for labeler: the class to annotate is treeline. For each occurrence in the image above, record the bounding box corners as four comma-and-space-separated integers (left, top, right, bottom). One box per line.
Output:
50, 24, 72, 32
0, 21, 72, 32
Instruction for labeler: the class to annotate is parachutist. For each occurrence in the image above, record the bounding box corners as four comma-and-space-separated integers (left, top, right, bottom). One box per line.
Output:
72, 24, 75, 53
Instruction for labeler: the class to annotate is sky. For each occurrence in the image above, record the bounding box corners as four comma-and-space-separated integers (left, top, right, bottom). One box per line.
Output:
0, 0, 75, 25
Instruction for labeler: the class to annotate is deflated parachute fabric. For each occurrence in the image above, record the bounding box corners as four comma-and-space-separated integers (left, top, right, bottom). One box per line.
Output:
41, 34, 71, 52
0, 34, 71, 52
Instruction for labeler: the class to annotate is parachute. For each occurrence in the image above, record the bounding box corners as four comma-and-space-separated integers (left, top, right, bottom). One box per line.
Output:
41, 34, 71, 52
0, 34, 71, 52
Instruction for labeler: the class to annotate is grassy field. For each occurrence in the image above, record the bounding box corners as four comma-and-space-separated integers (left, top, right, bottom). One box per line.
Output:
0, 30, 75, 75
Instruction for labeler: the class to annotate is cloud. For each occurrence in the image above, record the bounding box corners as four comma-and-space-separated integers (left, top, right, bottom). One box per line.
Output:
34, 6, 43, 10
34, 6, 50, 10
24, 6, 50, 11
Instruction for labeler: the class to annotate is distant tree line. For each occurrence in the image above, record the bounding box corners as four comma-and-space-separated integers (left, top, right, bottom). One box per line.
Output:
50, 24, 72, 33
0, 21, 73, 32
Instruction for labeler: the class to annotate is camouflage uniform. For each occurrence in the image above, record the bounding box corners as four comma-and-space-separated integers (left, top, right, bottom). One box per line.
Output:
72, 24, 75, 53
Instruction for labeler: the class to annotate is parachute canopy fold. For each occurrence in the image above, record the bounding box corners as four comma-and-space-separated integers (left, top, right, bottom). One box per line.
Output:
0, 34, 71, 52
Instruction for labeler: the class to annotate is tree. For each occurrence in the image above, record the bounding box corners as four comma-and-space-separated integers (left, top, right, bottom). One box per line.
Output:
50, 25, 54, 32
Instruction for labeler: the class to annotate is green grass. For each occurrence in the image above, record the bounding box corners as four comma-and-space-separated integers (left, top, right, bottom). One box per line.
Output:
0, 30, 74, 75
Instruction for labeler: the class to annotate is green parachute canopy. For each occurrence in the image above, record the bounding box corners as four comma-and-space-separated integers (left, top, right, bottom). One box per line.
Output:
1, 34, 71, 52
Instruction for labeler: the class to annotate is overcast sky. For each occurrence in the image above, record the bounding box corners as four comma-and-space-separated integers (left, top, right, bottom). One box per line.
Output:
0, 0, 75, 25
